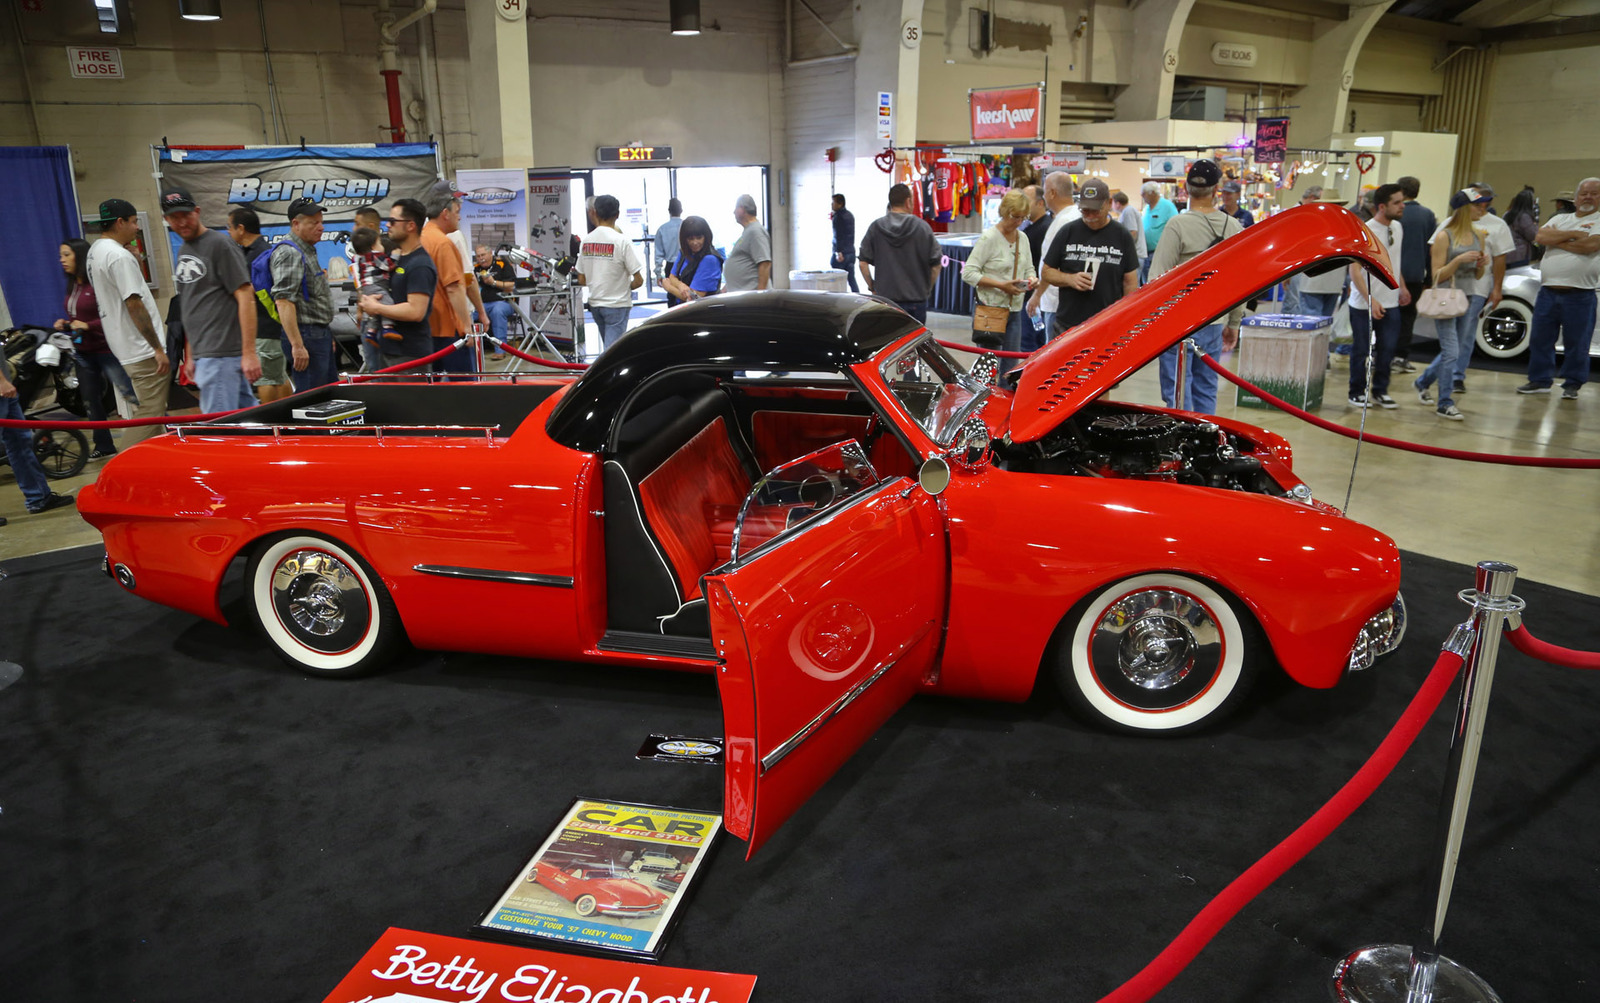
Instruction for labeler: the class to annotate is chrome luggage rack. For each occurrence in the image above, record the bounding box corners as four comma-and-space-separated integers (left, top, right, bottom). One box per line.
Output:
165, 422, 503, 443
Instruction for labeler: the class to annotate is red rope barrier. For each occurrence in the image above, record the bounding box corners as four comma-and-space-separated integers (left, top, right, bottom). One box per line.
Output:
490, 336, 590, 371
347, 339, 466, 381
1196, 353, 1600, 469
935, 338, 1032, 359
1504, 623, 1600, 670
1094, 648, 1464, 1003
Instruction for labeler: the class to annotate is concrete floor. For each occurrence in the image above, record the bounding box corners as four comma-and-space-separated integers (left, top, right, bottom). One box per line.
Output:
4, 315, 1597, 603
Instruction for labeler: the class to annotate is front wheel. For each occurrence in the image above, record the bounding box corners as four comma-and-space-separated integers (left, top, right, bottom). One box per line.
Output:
247, 534, 403, 678
34, 429, 89, 480
1475, 298, 1533, 359
1054, 573, 1259, 734
574, 894, 599, 917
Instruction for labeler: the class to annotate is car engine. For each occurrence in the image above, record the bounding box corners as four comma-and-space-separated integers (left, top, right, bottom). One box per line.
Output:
997, 405, 1292, 496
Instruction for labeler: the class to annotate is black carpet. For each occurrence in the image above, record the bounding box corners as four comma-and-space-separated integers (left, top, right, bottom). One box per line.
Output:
2, 546, 1597, 1002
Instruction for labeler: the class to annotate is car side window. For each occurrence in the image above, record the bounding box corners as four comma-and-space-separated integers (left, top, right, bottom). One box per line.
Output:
730, 440, 881, 563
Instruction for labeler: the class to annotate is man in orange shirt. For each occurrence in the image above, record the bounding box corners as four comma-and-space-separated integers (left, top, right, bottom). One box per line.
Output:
421, 182, 474, 375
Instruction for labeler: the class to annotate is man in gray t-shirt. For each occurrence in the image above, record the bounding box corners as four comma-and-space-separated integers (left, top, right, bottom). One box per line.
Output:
723, 194, 772, 292
161, 188, 260, 415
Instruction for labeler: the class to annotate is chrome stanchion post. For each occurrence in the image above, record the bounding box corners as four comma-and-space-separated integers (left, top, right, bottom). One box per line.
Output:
1332, 561, 1524, 1003
1174, 338, 1191, 411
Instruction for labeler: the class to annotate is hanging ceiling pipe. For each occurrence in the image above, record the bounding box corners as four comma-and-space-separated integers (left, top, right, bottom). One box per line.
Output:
375, 0, 438, 143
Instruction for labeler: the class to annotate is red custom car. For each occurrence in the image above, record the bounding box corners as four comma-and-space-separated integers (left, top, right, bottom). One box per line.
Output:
528, 860, 669, 918
79, 204, 1405, 856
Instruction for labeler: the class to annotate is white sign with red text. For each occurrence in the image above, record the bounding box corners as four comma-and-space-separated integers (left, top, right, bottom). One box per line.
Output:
66, 46, 123, 79
322, 928, 756, 1003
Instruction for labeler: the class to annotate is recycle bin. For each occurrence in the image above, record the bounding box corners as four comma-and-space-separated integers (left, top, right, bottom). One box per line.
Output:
1235, 313, 1332, 411
788, 269, 851, 293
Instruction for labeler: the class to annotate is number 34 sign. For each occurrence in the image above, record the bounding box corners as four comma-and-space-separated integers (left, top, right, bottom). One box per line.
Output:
497, 0, 525, 21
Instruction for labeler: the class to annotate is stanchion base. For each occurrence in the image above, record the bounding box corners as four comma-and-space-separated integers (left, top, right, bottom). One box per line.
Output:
1332, 944, 1501, 1002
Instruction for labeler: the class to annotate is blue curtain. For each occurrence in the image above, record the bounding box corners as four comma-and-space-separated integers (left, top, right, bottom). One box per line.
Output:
0, 146, 82, 330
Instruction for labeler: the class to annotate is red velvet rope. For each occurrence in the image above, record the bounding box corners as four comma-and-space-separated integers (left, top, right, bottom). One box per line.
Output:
346, 339, 466, 381
489, 336, 591, 371
935, 338, 1032, 360
1504, 623, 1600, 670
1196, 352, 1600, 469
1094, 648, 1464, 1003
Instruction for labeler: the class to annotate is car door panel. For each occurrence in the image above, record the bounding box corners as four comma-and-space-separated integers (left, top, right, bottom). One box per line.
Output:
705, 483, 946, 856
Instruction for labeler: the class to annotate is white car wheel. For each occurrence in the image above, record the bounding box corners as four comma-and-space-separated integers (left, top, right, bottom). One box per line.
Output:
1058, 573, 1257, 733
248, 534, 401, 678
1475, 298, 1533, 359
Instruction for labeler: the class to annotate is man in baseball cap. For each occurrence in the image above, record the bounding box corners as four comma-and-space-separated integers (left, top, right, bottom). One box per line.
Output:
1036, 176, 1140, 342
285, 196, 326, 220
86, 196, 171, 443
162, 186, 261, 415
1219, 179, 1254, 228
270, 196, 336, 391
1148, 159, 1245, 414
159, 188, 197, 214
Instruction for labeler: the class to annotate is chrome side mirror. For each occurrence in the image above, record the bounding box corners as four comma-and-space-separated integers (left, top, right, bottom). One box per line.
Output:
947, 415, 992, 472
916, 456, 951, 496
968, 354, 999, 388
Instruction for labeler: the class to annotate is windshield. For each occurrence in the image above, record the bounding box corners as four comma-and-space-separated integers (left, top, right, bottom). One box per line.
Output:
878, 337, 985, 445
730, 440, 881, 564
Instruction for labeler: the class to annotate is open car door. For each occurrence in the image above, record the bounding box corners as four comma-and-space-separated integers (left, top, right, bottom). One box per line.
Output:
703, 441, 947, 857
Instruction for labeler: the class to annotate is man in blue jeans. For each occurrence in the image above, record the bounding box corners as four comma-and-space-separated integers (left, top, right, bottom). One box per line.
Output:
1519, 177, 1600, 400
271, 197, 336, 391
577, 195, 644, 348
0, 355, 74, 526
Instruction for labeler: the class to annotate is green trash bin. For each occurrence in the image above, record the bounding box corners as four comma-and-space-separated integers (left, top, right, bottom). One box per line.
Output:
1235, 313, 1331, 411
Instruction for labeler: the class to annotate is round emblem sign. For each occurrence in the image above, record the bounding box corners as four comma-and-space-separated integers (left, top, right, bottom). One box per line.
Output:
497, 0, 525, 23
902, 19, 921, 49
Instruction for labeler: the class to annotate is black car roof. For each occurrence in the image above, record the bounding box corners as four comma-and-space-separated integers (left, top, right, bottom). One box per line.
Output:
545, 291, 923, 452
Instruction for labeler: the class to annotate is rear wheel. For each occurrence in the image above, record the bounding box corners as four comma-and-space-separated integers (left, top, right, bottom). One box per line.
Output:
1054, 573, 1260, 734
247, 534, 402, 678
33, 429, 89, 480
1475, 298, 1533, 359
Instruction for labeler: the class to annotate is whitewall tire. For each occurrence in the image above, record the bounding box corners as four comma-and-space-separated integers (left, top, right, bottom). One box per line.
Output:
1475, 298, 1534, 359
248, 534, 402, 678
1056, 573, 1258, 734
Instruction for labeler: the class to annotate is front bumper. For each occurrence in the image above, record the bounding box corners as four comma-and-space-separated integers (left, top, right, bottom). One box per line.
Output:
1348, 593, 1407, 672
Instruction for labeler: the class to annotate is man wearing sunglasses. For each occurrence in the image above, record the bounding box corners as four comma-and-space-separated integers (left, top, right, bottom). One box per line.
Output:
1346, 183, 1411, 409
360, 198, 437, 370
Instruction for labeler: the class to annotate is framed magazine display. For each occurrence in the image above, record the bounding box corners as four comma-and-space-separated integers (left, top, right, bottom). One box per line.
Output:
475, 798, 722, 960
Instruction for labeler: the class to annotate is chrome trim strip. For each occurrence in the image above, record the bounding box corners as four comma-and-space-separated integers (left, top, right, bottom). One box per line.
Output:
413, 564, 574, 588
760, 652, 900, 774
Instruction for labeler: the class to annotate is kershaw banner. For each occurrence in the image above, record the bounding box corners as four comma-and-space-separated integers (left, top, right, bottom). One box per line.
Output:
457, 168, 530, 258
155, 142, 440, 268
321, 927, 756, 1003
969, 84, 1045, 142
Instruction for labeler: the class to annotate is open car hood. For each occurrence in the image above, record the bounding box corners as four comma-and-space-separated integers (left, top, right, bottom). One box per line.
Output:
1008, 203, 1397, 444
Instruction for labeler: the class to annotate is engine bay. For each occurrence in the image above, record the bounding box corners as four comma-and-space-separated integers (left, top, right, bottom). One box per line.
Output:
995, 403, 1295, 497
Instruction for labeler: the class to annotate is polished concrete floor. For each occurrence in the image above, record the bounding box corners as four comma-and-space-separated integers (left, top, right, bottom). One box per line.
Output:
3, 314, 1597, 605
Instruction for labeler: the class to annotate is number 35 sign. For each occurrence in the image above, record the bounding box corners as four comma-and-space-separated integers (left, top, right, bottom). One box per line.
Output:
497, 0, 525, 21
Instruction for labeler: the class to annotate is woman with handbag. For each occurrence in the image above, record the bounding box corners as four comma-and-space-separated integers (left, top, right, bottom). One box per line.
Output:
1412, 189, 1489, 420
961, 190, 1037, 368
55, 238, 135, 458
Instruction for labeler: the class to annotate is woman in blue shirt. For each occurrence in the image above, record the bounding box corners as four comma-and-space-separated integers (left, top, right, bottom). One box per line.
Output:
661, 216, 723, 307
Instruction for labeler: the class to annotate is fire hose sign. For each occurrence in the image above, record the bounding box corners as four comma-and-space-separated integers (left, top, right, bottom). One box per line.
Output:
67, 46, 123, 79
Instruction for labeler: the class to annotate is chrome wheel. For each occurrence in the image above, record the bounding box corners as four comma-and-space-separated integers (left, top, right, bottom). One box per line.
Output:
1475, 298, 1533, 359
1059, 573, 1255, 733
249, 534, 401, 677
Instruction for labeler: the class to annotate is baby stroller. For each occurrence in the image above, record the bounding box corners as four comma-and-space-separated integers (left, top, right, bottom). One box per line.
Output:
1, 328, 98, 480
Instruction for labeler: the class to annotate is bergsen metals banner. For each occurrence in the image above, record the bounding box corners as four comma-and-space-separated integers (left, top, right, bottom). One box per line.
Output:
156, 142, 441, 266
969, 84, 1045, 142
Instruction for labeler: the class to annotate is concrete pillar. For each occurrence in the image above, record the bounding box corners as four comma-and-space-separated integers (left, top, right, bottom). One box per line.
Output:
1292, 2, 1396, 150
465, 1, 535, 168
1112, 0, 1199, 122
852, 1, 922, 205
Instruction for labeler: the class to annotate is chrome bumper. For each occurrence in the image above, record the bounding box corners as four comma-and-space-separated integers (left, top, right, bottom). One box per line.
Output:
1349, 593, 1407, 672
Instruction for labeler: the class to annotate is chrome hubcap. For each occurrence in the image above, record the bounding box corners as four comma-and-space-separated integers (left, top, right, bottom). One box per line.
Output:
1090, 589, 1222, 696
271, 550, 363, 639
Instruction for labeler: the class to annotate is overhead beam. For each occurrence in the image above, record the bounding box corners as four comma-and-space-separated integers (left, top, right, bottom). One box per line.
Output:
1494, 12, 1600, 38
1378, 11, 1484, 41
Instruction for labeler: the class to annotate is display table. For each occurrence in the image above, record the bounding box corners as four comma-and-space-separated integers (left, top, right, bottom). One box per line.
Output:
931, 233, 982, 316
1235, 313, 1332, 410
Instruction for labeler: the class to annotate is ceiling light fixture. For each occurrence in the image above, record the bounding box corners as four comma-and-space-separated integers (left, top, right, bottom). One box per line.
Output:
179, 0, 221, 21
670, 0, 700, 35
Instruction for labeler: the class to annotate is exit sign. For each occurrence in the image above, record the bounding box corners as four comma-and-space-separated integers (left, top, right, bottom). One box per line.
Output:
596, 145, 673, 164
67, 46, 124, 79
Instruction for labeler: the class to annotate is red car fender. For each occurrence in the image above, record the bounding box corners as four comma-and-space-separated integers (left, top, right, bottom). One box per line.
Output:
930, 469, 1401, 703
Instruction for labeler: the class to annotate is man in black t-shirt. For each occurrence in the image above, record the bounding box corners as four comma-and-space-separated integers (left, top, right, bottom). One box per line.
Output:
359, 198, 437, 368
1039, 179, 1140, 338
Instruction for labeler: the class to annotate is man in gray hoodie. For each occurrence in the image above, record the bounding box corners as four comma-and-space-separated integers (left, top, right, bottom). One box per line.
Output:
858, 183, 943, 323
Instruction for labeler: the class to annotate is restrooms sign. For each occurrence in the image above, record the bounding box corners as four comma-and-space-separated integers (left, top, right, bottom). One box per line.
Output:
969, 85, 1045, 142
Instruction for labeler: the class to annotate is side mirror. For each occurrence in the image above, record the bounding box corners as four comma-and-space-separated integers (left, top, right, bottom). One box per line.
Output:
917, 456, 951, 496
947, 415, 992, 472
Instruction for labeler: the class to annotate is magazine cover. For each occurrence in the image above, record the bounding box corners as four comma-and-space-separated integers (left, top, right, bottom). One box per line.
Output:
475, 798, 722, 960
